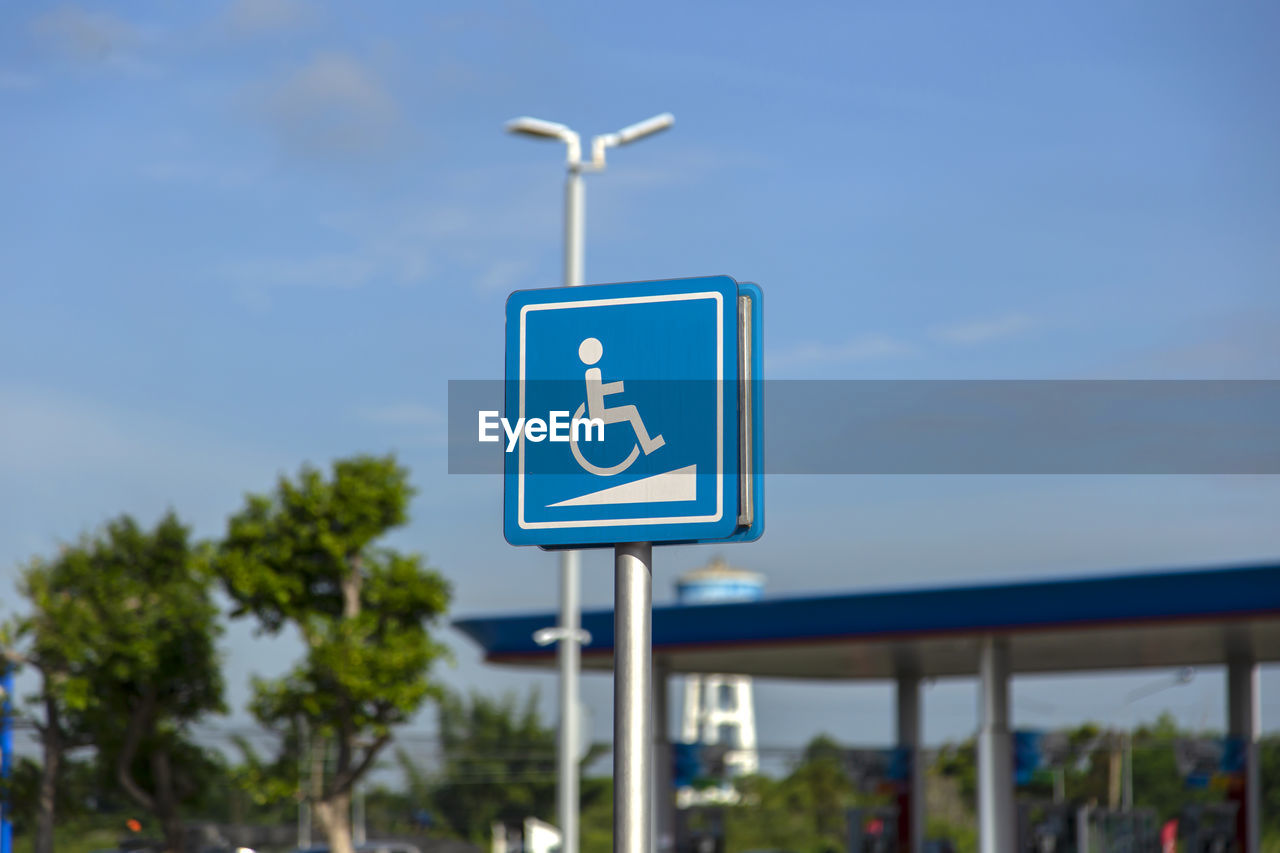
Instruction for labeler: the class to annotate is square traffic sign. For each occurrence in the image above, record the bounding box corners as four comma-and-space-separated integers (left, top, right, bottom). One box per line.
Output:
503, 275, 756, 548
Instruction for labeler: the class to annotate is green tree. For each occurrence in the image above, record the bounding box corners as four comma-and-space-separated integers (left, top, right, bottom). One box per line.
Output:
726, 734, 863, 853
795, 735, 858, 842
14, 513, 225, 853
1130, 713, 1221, 821
226, 721, 306, 818
428, 689, 558, 841
1262, 734, 1280, 841
2, 611, 93, 853
935, 739, 978, 802
213, 454, 451, 853
578, 774, 614, 853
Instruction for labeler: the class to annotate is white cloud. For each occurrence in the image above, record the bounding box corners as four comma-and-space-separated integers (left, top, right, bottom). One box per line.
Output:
31, 6, 153, 73
598, 146, 769, 191
0, 385, 280, 576
258, 53, 400, 157
0, 385, 272, 483
225, 235, 432, 302
351, 404, 449, 450
356, 404, 442, 428
767, 314, 1037, 375
0, 71, 38, 90
227, 253, 384, 291
475, 259, 533, 293
225, 0, 309, 35
1094, 310, 1280, 379
139, 160, 259, 190
222, 180, 556, 302
767, 334, 916, 370
934, 313, 1035, 346
219, 160, 572, 309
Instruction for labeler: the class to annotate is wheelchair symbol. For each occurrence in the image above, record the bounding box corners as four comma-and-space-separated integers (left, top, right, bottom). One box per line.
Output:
570, 337, 664, 477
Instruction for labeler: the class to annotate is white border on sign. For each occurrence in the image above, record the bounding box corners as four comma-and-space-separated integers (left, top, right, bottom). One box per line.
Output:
517, 291, 724, 530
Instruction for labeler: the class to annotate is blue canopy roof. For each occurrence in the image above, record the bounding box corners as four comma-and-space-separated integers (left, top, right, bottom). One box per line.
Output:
453, 561, 1280, 679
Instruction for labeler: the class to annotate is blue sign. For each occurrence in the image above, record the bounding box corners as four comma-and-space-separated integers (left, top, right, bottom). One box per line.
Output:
1014, 730, 1045, 785
504, 275, 762, 548
1175, 736, 1246, 788
672, 742, 732, 788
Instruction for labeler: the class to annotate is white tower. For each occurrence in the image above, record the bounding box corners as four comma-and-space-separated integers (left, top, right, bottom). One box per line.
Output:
677, 557, 763, 791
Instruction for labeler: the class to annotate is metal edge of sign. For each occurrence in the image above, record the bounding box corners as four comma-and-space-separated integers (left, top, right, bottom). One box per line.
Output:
723, 280, 764, 544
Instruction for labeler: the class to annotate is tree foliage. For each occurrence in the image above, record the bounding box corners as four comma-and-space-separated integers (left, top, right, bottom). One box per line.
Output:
213, 454, 451, 853
1263, 734, 1280, 840
937, 715, 1225, 824
15, 512, 225, 853
429, 688, 559, 841
726, 734, 869, 853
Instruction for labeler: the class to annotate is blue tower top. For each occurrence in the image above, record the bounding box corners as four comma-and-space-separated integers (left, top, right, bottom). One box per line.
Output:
675, 557, 765, 605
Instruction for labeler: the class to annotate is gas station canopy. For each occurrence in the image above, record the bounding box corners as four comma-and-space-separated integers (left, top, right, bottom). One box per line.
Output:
454, 561, 1280, 679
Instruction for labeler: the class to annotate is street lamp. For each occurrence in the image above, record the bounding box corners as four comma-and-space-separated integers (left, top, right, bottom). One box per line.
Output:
506, 111, 674, 853
506, 112, 673, 287
1117, 667, 1195, 810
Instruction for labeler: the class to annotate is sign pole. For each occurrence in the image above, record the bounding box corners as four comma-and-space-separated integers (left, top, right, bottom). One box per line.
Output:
502, 273, 762, 850
508, 112, 674, 853
613, 542, 653, 853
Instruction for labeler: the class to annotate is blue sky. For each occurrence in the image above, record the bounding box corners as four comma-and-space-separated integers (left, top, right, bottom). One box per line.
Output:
2, 0, 1279, 759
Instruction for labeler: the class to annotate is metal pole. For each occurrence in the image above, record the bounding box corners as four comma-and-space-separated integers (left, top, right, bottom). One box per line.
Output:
978, 636, 1014, 853
566, 165, 584, 287
509, 112, 669, 853
557, 160, 586, 853
1075, 806, 1089, 853
557, 548, 581, 853
298, 718, 311, 849
654, 661, 675, 853
614, 543, 653, 853
1122, 732, 1133, 812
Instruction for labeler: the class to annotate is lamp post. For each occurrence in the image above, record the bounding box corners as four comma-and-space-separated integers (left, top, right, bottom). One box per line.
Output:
1119, 667, 1195, 811
506, 111, 674, 853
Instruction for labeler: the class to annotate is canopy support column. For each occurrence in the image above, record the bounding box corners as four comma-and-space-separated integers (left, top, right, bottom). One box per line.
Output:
1227, 658, 1260, 853
896, 673, 924, 853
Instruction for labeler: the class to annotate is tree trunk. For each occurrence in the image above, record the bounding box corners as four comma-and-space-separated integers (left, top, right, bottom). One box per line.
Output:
315, 790, 356, 853
34, 695, 61, 853
342, 555, 362, 619
116, 694, 159, 816
160, 809, 186, 853
152, 748, 185, 853
322, 553, 361, 853
1108, 733, 1122, 810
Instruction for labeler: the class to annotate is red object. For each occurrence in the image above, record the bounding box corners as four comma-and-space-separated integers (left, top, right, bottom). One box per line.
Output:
127, 819, 142, 833
1160, 819, 1177, 853
867, 818, 884, 836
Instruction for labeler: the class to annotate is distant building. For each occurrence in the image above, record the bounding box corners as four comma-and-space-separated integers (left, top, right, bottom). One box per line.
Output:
676, 557, 763, 801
